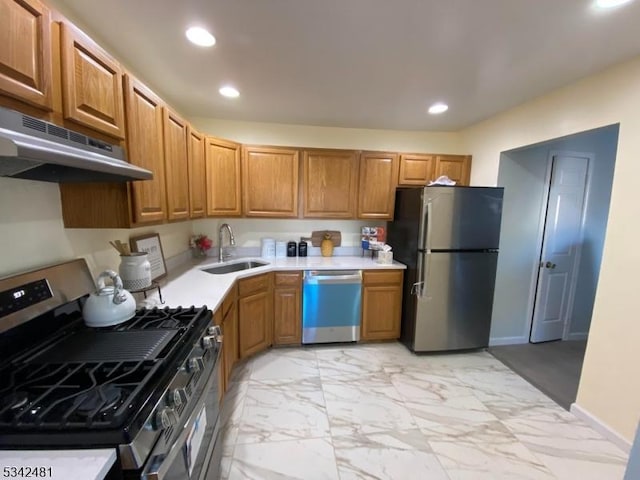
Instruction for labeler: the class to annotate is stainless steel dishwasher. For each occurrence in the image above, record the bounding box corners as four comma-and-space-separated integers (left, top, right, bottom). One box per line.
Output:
302, 270, 362, 344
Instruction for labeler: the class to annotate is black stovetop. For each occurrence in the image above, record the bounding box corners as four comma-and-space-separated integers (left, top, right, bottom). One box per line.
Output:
0, 304, 211, 447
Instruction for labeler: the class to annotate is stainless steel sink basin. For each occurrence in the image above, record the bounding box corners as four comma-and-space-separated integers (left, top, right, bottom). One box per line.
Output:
202, 260, 269, 275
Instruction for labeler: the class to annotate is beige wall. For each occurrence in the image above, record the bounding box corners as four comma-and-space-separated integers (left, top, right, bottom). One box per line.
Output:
191, 117, 464, 153
462, 55, 640, 442
0, 178, 192, 279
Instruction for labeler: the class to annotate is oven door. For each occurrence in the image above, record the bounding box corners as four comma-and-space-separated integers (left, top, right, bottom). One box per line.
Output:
141, 354, 222, 480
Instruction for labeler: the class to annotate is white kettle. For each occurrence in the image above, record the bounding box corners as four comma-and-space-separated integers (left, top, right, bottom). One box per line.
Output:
83, 270, 136, 327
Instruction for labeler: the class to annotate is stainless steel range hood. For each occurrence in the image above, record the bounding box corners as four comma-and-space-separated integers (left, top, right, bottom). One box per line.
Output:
0, 106, 152, 183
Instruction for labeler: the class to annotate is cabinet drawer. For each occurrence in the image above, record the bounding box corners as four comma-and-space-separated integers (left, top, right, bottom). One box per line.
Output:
222, 283, 237, 316
363, 270, 403, 285
275, 272, 302, 287
238, 273, 271, 297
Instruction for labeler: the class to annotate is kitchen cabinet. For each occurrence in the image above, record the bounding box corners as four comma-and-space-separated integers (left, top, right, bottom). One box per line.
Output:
238, 273, 273, 358
302, 149, 359, 218
162, 107, 189, 221
242, 146, 299, 217
398, 154, 435, 186
220, 283, 238, 397
212, 307, 224, 403
433, 154, 472, 186
0, 0, 53, 111
187, 126, 206, 218
357, 151, 400, 219
205, 136, 242, 217
361, 270, 403, 341
124, 74, 166, 224
60, 22, 125, 139
273, 272, 302, 345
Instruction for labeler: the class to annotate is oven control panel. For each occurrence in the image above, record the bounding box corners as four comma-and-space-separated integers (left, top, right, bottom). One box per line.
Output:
0, 278, 53, 319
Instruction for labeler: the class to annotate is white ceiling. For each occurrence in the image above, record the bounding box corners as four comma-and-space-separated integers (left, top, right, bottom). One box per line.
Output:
51, 0, 640, 131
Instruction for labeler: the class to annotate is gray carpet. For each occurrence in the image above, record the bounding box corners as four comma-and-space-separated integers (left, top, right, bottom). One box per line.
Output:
489, 340, 587, 410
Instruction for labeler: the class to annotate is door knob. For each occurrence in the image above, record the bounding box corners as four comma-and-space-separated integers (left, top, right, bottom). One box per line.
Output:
545, 261, 556, 269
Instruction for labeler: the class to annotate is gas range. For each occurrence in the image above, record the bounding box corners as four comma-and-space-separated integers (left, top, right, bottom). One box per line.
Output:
0, 260, 223, 480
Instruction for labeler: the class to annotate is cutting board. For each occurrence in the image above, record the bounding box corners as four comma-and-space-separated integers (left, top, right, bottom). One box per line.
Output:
310, 230, 342, 247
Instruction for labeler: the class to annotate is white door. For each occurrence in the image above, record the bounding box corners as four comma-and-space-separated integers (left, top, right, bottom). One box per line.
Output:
530, 154, 589, 343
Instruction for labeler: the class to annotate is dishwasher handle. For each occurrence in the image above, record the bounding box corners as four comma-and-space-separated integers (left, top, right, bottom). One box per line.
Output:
304, 270, 362, 284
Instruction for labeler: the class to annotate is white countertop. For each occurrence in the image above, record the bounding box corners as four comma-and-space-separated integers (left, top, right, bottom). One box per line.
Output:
0, 449, 116, 480
141, 255, 406, 310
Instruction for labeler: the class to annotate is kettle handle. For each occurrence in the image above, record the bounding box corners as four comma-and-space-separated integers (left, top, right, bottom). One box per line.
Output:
96, 270, 128, 305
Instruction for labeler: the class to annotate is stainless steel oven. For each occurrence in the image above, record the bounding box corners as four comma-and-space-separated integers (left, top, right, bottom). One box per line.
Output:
0, 259, 224, 480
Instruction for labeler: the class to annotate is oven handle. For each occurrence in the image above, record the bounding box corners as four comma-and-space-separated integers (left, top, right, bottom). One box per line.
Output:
141, 354, 220, 480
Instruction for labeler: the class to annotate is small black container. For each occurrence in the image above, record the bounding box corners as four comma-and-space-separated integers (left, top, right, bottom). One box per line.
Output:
298, 240, 308, 257
287, 241, 297, 257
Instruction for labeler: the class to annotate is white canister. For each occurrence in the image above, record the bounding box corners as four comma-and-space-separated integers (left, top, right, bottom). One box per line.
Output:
119, 252, 152, 290
275, 241, 287, 258
261, 238, 276, 258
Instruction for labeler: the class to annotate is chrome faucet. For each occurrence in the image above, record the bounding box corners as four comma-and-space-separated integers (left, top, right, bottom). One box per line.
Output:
218, 223, 236, 262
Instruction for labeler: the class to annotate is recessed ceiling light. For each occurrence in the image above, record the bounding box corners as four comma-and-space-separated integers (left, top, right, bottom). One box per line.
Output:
428, 102, 449, 115
595, 0, 633, 8
219, 86, 240, 98
185, 27, 216, 47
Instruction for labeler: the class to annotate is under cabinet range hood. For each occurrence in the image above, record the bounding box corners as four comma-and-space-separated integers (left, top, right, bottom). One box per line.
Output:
0, 106, 153, 183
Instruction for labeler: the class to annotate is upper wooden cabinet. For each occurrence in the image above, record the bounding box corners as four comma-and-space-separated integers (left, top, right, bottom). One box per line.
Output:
357, 151, 399, 219
434, 155, 472, 186
205, 136, 242, 217
163, 107, 189, 221
60, 22, 125, 139
302, 149, 359, 218
398, 154, 435, 186
187, 126, 206, 218
0, 0, 53, 111
124, 74, 166, 224
242, 146, 299, 217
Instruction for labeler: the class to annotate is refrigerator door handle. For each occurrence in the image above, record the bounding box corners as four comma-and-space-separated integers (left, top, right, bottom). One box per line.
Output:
412, 251, 431, 298
425, 200, 433, 253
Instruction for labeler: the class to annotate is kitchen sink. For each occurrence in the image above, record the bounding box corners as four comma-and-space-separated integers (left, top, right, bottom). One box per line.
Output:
201, 260, 269, 275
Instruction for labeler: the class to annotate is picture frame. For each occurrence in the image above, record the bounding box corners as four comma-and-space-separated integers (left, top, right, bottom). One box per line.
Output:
129, 233, 167, 281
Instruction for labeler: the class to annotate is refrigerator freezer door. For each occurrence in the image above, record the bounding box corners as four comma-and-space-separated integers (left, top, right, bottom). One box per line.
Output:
413, 251, 498, 352
423, 187, 503, 250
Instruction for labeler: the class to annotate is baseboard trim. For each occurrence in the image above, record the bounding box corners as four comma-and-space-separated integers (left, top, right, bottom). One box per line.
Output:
566, 332, 588, 341
570, 403, 632, 453
489, 336, 529, 346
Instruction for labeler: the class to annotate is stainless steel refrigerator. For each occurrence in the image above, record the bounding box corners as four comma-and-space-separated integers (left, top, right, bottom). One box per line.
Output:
387, 186, 504, 352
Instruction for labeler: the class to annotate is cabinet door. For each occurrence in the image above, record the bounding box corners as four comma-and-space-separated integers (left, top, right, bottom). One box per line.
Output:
357, 151, 400, 219
0, 0, 52, 110
398, 154, 435, 186
274, 272, 302, 345
60, 23, 125, 139
238, 290, 273, 358
205, 137, 242, 217
124, 74, 166, 224
434, 155, 472, 186
163, 107, 189, 221
187, 127, 206, 218
242, 146, 299, 217
361, 270, 403, 341
302, 149, 358, 218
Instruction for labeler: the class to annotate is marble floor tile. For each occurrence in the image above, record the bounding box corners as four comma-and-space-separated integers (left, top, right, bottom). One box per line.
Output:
250, 347, 319, 382
316, 346, 387, 380
322, 375, 418, 436
427, 420, 556, 480
219, 381, 249, 455
503, 412, 628, 480
390, 368, 475, 403
333, 429, 449, 480
406, 395, 500, 437
228, 437, 339, 480
236, 377, 330, 444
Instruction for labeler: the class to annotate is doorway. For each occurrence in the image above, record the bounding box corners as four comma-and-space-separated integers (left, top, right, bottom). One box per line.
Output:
488, 124, 618, 409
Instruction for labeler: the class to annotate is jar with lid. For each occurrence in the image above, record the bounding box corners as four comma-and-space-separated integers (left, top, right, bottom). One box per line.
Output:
298, 240, 308, 257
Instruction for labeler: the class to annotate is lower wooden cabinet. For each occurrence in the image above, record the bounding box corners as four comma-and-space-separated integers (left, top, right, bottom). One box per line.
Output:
273, 272, 302, 345
361, 270, 404, 341
219, 284, 238, 398
238, 273, 273, 358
